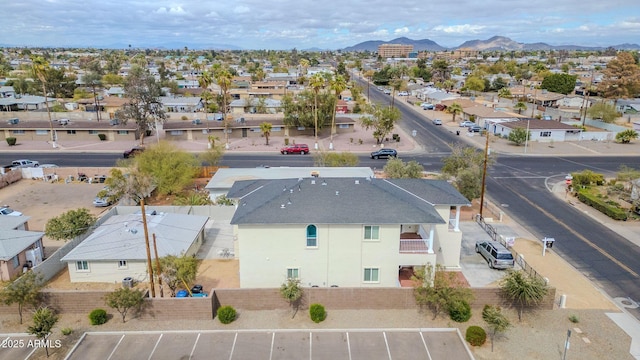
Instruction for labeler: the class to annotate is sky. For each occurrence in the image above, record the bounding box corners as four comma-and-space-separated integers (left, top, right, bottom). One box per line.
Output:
2, 0, 640, 50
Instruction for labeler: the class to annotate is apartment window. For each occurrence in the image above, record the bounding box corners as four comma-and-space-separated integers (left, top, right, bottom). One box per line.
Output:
66, 130, 77, 135
272, 127, 282, 132
540, 131, 551, 137
76, 261, 89, 272
306, 224, 317, 247
251, 128, 261, 132
117, 130, 129, 135
297, 126, 306, 130
170, 130, 184, 136
35, 130, 48, 135
364, 225, 380, 240
287, 268, 299, 279
118, 260, 128, 269
339, 124, 350, 129
363, 268, 379, 283
11, 130, 25, 135
12, 255, 20, 269
88, 130, 99, 135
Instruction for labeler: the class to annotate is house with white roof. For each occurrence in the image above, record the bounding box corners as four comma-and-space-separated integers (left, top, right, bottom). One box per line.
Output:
206, 167, 375, 199
60, 211, 209, 283
228, 177, 470, 288
0, 217, 44, 281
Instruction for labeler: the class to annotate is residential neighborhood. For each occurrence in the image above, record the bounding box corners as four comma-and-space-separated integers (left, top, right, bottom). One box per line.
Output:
0, 43, 639, 360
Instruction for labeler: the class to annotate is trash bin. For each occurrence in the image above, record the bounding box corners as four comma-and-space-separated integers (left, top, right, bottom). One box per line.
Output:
122, 277, 133, 288
176, 290, 189, 297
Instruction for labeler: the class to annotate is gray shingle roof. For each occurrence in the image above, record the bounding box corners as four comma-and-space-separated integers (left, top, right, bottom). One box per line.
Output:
230, 177, 470, 225
61, 212, 208, 261
0, 230, 44, 261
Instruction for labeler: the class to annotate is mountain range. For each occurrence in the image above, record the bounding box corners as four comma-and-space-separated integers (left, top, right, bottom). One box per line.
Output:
342, 36, 640, 52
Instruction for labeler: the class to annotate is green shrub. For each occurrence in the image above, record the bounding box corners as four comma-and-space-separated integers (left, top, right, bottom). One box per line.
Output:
284, 138, 290, 145
465, 325, 486, 346
449, 300, 472, 322
98, 133, 107, 141
6, 137, 16, 146
61, 327, 73, 335
309, 303, 327, 323
217, 305, 237, 324
569, 314, 580, 323
181, 115, 189, 120
576, 189, 628, 221
89, 308, 108, 325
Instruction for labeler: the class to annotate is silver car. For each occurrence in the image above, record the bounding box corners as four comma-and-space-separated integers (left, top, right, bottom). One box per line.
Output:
475, 241, 515, 269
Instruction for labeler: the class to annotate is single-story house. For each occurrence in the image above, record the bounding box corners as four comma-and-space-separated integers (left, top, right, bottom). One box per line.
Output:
0, 216, 44, 281
60, 211, 209, 283
163, 116, 357, 142
159, 96, 203, 113
462, 105, 523, 127
207, 167, 375, 199
0, 118, 138, 142
491, 118, 583, 142
0, 86, 16, 98
229, 98, 282, 115
0, 95, 56, 112
228, 177, 470, 288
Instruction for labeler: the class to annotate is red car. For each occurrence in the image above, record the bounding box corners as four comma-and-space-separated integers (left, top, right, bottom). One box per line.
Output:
280, 144, 310, 155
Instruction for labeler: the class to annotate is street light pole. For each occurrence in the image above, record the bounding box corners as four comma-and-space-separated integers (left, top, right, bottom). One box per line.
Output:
524, 119, 530, 154
479, 130, 490, 217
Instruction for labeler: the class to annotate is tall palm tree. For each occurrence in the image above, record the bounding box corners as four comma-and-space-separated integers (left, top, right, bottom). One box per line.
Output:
31, 56, 56, 148
198, 70, 214, 135
309, 73, 326, 150
329, 74, 347, 150
214, 68, 233, 149
260, 122, 272, 145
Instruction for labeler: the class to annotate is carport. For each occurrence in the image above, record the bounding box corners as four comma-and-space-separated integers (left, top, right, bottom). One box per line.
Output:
64, 329, 474, 360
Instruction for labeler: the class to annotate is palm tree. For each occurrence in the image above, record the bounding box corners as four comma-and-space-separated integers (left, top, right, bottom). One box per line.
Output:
31, 56, 56, 148
214, 68, 233, 149
309, 73, 326, 150
329, 74, 347, 150
260, 122, 272, 145
446, 102, 463, 123
514, 101, 528, 114
198, 70, 214, 135
500, 270, 548, 322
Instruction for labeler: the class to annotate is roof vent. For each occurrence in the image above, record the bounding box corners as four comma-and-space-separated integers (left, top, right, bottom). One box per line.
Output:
311, 180, 316, 185
335, 191, 339, 196
289, 189, 293, 193
129, 228, 138, 234
355, 180, 359, 185
321, 180, 327, 186
280, 204, 286, 209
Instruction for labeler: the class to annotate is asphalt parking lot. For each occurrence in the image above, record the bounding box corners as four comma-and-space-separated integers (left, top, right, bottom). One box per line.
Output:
62, 329, 473, 360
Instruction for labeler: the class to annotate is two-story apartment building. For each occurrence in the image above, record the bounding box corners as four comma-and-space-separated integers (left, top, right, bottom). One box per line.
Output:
228, 177, 470, 288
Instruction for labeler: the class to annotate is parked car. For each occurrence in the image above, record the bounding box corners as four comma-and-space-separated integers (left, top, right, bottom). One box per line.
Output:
432, 119, 442, 125
421, 103, 435, 110
468, 125, 482, 133
370, 148, 398, 159
280, 144, 310, 155
383, 89, 391, 94
475, 240, 515, 269
92, 197, 111, 207
459, 121, 475, 127
123, 146, 145, 158
0, 207, 22, 216
398, 91, 409, 96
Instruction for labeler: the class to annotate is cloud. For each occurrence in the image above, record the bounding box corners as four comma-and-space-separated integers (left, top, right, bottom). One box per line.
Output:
394, 27, 410, 35
433, 24, 485, 35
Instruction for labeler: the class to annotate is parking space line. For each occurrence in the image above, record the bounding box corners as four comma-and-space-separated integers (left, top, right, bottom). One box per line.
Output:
308, 332, 312, 360
228, 332, 238, 360
269, 332, 275, 360
106, 334, 125, 360
419, 332, 433, 360
26, 346, 38, 360
147, 333, 163, 360
189, 333, 201, 360
346, 332, 352, 360
383, 331, 392, 360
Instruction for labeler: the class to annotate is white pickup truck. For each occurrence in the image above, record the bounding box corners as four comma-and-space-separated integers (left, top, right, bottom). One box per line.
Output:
1, 159, 40, 174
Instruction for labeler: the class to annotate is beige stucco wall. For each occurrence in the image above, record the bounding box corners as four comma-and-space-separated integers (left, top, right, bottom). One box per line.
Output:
67, 260, 148, 283
237, 223, 436, 288
433, 206, 463, 268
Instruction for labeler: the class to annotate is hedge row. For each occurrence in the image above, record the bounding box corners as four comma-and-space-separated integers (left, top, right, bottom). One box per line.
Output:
576, 189, 628, 221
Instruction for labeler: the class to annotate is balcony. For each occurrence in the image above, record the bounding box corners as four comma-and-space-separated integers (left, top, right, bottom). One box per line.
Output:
399, 232, 429, 253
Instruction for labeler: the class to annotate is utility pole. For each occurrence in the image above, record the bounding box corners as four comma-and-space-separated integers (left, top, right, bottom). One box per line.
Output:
479, 129, 490, 217
140, 199, 156, 297
153, 234, 164, 298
